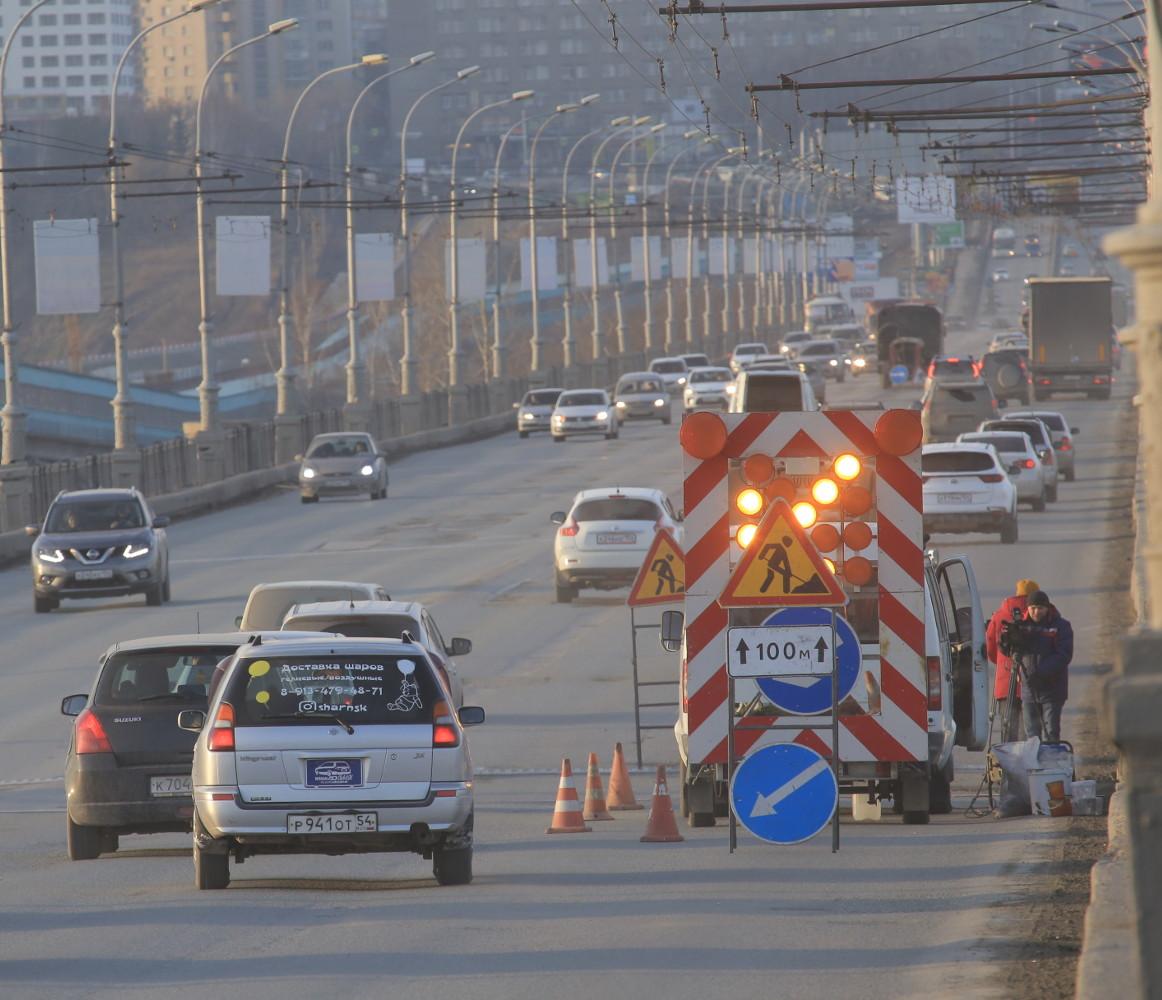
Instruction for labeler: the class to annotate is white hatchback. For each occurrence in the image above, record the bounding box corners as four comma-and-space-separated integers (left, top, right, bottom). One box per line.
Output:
683, 366, 736, 411
922, 443, 1019, 544
729, 342, 770, 374
957, 430, 1048, 510
550, 487, 683, 603
551, 389, 619, 442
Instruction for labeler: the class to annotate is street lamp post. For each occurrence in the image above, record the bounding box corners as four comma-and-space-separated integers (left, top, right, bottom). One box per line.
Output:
0, 0, 53, 474
607, 121, 664, 356
660, 134, 710, 353
194, 18, 299, 451
106, 0, 223, 467
343, 51, 435, 432
528, 95, 596, 373
686, 155, 720, 351
273, 52, 387, 460
449, 91, 534, 419
588, 117, 647, 363
399, 65, 480, 399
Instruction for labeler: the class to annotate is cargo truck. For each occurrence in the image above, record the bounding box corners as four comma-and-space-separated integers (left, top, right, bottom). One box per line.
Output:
1026, 277, 1113, 400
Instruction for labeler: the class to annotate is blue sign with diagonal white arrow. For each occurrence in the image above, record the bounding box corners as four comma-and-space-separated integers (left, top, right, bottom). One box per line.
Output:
729, 743, 839, 845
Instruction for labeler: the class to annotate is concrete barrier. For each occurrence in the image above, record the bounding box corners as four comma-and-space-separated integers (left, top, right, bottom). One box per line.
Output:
0, 409, 516, 569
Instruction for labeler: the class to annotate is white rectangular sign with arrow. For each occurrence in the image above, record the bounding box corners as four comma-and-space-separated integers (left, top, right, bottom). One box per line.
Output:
727, 625, 834, 678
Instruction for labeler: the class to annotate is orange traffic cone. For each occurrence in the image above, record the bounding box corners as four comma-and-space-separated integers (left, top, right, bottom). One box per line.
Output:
546, 758, 592, 834
640, 765, 685, 843
582, 752, 615, 821
607, 742, 644, 811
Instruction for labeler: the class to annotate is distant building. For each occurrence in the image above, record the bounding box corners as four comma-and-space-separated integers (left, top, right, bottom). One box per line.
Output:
1, 0, 135, 116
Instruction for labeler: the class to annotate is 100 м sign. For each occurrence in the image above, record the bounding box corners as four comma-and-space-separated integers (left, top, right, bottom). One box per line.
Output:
726, 625, 834, 678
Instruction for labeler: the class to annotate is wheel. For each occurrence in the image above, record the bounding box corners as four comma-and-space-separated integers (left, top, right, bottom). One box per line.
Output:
605, 429, 618, 440
1047, 484, 1058, 503
34, 593, 56, 613
1064, 467, 1075, 483
192, 814, 230, 890
1000, 516, 1019, 545
837, 371, 845, 383
930, 762, 953, 815
555, 573, 577, 604
902, 809, 931, 825
662, 415, 672, 426
66, 815, 106, 860
162, 575, 172, 603
146, 581, 164, 607
1033, 390, 1048, 402
519, 431, 529, 439
689, 811, 716, 828
881, 371, 891, 390
433, 844, 473, 886
1032, 494, 1046, 513
300, 494, 318, 504
552, 435, 565, 443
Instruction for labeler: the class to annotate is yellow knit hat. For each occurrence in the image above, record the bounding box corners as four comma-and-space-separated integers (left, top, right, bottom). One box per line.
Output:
1015, 579, 1040, 597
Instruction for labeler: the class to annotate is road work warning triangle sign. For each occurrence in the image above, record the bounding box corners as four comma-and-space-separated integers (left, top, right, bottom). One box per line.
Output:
718, 498, 847, 608
627, 528, 686, 607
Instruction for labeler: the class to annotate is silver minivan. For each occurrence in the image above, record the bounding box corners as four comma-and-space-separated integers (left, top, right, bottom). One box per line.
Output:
182, 637, 484, 890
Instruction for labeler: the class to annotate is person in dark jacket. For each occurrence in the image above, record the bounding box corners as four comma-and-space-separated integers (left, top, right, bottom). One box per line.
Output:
1016, 589, 1073, 742
986, 578, 1040, 741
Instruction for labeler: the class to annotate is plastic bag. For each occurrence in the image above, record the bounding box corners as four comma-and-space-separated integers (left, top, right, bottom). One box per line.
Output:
991, 736, 1042, 817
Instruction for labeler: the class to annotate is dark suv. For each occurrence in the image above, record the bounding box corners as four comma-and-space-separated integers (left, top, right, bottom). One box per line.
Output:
980, 349, 1031, 404
27, 488, 171, 613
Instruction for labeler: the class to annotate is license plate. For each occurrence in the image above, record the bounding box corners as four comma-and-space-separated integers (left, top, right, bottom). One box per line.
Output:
305, 758, 363, 788
149, 775, 192, 797
1064, 374, 1081, 381
75, 569, 114, 581
938, 493, 972, 504
287, 812, 377, 835
327, 478, 351, 487
596, 532, 637, 545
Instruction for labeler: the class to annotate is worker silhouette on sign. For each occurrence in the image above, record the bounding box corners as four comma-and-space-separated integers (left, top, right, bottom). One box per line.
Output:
652, 553, 682, 596
759, 536, 795, 594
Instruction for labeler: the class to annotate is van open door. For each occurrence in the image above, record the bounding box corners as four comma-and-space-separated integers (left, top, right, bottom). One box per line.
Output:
936, 557, 989, 751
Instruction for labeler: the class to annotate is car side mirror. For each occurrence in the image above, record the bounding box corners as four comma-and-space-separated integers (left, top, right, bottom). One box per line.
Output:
234, 615, 244, 628
448, 637, 472, 657
178, 710, 206, 732
61, 694, 87, 717
152, 515, 170, 529
512, 401, 520, 409
25, 524, 42, 537
458, 706, 486, 727
550, 511, 566, 525
1070, 427, 1080, 435
659, 609, 684, 653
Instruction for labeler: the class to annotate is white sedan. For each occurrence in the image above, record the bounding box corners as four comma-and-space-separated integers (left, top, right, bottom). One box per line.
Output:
550, 389, 619, 442
550, 487, 683, 602
957, 431, 1048, 511
922, 442, 1018, 544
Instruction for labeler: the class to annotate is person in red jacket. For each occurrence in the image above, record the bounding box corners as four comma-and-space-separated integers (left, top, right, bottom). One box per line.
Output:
986, 578, 1040, 742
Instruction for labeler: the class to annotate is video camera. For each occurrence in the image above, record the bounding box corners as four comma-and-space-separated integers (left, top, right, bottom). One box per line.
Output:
999, 606, 1039, 657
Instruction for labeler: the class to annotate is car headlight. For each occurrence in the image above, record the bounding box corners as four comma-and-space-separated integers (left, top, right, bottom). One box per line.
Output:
654, 398, 665, 407
726, 384, 736, 394
37, 547, 65, 564
552, 414, 564, 423
677, 377, 687, 385
843, 358, 852, 365
301, 467, 316, 479
520, 410, 535, 420
829, 358, 839, 366
123, 543, 150, 559
596, 411, 609, 421
360, 464, 374, 476
616, 400, 627, 409
853, 358, 866, 368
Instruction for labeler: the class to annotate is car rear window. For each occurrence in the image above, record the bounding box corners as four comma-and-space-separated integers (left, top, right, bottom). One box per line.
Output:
1029, 413, 1065, 431
96, 646, 238, 706
573, 498, 662, 522
558, 392, 604, 406
225, 654, 440, 727
988, 421, 1048, 445
963, 434, 1026, 452
933, 360, 975, 376
690, 369, 731, 383
650, 360, 685, 373
246, 586, 372, 629
46, 499, 146, 533
683, 355, 710, 367
744, 376, 805, 411
922, 452, 997, 474
283, 615, 419, 641
524, 390, 562, 406
936, 385, 989, 403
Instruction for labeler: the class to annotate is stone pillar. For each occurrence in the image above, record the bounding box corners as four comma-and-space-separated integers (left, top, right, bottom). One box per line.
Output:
399, 395, 423, 436
343, 401, 372, 434
0, 462, 31, 531
108, 449, 141, 490
448, 385, 469, 426
193, 430, 225, 487
274, 414, 303, 465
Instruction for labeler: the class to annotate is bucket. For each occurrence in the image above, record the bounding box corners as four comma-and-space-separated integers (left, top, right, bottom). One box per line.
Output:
851, 794, 882, 822
1029, 768, 1072, 817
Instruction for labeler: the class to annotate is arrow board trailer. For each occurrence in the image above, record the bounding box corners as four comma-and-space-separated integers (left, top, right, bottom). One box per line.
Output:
727, 625, 834, 678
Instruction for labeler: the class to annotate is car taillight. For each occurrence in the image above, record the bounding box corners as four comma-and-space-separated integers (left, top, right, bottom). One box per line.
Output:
1092, 375, 1109, 385
979, 473, 1004, 483
432, 700, 460, 747
208, 701, 235, 752
927, 656, 942, 710
1059, 438, 1072, 451
558, 519, 579, 537
1023, 459, 1036, 469
75, 708, 112, 754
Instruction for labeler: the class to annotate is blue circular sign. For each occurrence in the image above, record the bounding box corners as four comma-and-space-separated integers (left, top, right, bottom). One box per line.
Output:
757, 607, 860, 715
889, 364, 908, 384
730, 743, 838, 845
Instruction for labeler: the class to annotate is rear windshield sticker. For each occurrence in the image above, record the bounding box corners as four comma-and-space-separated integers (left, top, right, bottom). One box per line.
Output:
386, 661, 422, 712
248, 660, 271, 677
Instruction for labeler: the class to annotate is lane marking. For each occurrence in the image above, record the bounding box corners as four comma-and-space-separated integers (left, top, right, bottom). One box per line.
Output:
0, 776, 63, 788
172, 537, 525, 566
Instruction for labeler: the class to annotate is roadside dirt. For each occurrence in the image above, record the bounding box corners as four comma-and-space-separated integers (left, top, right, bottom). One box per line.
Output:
987, 401, 1135, 1000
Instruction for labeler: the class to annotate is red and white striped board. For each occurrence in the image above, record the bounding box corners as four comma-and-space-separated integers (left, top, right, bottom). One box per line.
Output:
681, 410, 926, 767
